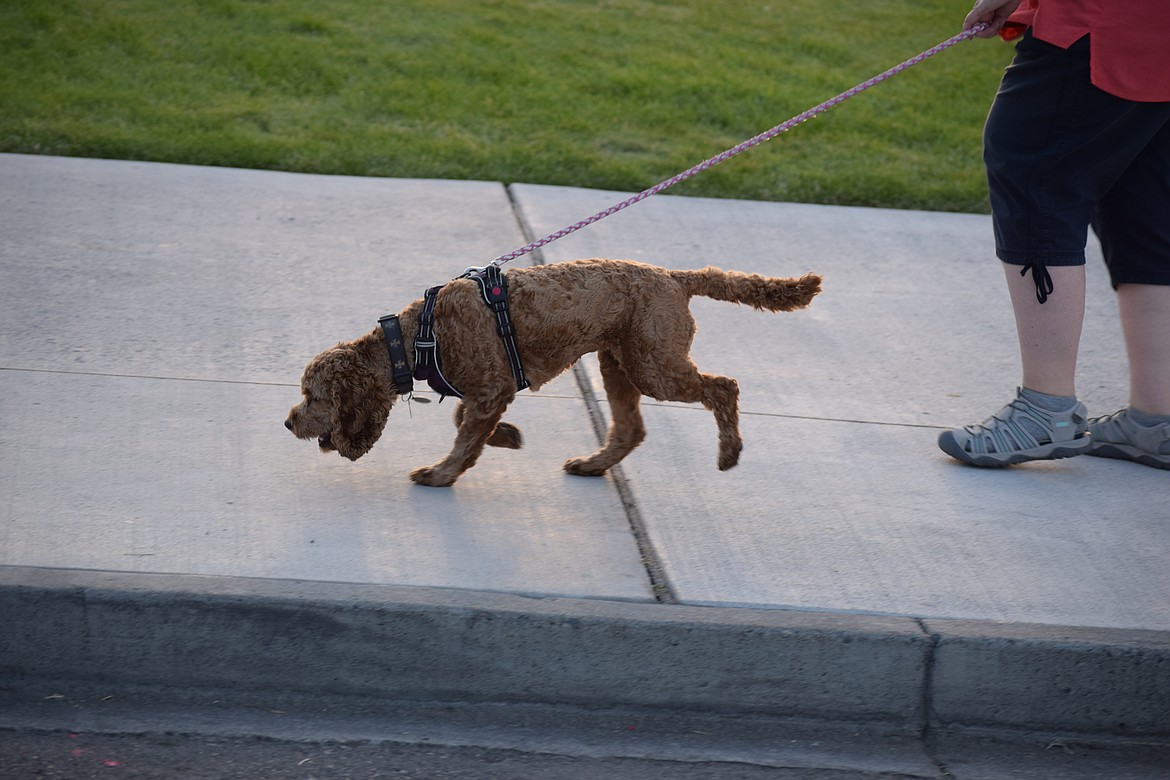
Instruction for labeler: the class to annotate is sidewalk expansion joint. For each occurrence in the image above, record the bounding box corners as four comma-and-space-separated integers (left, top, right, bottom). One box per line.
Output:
571, 363, 677, 605
502, 184, 549, 268
0, 365, 297, 388
502, 183, 678, 605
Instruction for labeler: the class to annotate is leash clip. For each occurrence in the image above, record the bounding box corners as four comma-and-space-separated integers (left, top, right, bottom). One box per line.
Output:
458, 260, 504, 280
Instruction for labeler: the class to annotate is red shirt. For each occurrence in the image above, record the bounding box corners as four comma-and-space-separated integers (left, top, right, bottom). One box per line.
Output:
1004, 0, 1170, 102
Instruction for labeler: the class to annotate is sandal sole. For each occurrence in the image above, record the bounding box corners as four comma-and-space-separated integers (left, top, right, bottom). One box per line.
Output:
1086, 443, 1170, 470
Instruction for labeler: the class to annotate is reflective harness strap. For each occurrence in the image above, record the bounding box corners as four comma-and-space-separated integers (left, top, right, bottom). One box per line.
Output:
469, 264, 530, 392
412, 285, 464, 400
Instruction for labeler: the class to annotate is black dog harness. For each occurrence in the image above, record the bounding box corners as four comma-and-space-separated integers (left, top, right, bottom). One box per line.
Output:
378, 265, 529, 401
410, 282, 465, 399
469, 264, 529, 393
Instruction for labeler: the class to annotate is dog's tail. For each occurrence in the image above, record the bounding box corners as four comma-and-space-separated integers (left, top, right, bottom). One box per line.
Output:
668, 267, 822, 312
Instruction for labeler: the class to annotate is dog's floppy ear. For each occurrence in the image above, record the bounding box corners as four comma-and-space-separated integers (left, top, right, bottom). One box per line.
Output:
327, 347, 391, 461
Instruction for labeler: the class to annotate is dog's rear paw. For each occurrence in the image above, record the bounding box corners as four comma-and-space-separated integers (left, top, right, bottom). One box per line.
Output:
717, 441, 742, 471
563, 456, 610, 477
410, 465, 459, 487
487, 422, 523, 449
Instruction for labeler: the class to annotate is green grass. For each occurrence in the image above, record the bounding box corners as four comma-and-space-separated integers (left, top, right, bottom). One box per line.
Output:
0, 0, 1015, 212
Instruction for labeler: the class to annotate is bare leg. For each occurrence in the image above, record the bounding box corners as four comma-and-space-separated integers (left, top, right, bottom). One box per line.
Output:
1004, 263, 1086, 397
938, 264, 1092, 465
1117, 283, 1170, 415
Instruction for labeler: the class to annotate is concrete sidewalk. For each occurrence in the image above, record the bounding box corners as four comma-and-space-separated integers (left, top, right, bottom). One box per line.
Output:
1, 154, 1167, 739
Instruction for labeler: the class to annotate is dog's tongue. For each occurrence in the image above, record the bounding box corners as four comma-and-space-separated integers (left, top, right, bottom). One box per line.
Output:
318, 432, 332, 448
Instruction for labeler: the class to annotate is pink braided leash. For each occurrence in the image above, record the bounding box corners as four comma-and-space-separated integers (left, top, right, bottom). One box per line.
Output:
488, 23, 987, 268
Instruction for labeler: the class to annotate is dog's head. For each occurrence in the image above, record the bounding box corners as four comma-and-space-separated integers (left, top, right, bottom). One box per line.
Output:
285, 343, 393, 461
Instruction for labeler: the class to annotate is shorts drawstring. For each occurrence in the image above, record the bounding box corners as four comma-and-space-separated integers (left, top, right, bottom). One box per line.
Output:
1020, 263, 1054, 304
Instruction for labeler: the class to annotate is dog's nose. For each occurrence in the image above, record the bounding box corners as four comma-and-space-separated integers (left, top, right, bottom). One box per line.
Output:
284, 419, 294, 431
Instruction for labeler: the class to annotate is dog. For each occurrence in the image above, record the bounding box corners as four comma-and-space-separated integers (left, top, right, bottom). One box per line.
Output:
286, 258, 821, 486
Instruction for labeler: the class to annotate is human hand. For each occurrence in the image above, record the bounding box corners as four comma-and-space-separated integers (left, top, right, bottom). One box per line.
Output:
964, 0, 1022, 37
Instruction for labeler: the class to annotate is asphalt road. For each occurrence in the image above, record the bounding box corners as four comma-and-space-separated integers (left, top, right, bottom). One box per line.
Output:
2, 730, 897, 780
3, 683, 1170, 780
4, 721, 1170, 780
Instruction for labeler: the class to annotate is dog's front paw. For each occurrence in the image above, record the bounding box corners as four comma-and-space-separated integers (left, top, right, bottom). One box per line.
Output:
410, 465, 459, 487
562, 456, 609, 477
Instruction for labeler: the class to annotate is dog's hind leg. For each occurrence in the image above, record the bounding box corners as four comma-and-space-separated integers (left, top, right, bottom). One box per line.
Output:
650, 369, 742, 471
618, 301, 744, 471
699, 373, 742, 471
454, 402, 522, 449
626, 356, 743, 472
411, 397, 510, 487
564, 350, 646, 476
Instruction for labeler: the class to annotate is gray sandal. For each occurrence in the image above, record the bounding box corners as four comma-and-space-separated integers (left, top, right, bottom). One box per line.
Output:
1087, 409, 1170, 470
939, 388, 1090, 467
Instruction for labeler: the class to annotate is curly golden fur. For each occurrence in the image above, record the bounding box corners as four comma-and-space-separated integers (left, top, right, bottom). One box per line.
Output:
286, 258, 821, 487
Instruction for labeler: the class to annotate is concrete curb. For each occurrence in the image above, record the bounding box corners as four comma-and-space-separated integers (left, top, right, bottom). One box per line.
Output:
923, 618, 1170, 734
2, 566, 1168, 737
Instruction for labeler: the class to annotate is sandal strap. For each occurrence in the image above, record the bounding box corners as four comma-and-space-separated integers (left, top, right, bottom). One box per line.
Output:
960, 394, 1085, 455
1091, 409, 1170, 451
